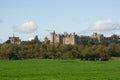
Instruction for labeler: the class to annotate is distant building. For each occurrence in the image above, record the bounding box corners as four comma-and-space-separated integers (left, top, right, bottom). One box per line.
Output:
9, 36, 21, 44
50, 31, 104, 45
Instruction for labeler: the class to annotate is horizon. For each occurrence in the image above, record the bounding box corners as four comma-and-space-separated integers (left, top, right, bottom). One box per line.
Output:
2, 31, 120, 43
0, 0, 120, 43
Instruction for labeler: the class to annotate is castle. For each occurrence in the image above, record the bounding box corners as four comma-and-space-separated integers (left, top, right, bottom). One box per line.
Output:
7, 31, 104, 45
50, 31, 104, 45
9, 36, 21, 44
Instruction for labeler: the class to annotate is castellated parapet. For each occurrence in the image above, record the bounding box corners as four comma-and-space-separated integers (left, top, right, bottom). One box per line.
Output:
50, 31, 104, 45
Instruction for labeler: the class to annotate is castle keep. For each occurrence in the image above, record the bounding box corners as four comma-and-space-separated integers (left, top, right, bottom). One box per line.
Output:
50, 31, 103, 45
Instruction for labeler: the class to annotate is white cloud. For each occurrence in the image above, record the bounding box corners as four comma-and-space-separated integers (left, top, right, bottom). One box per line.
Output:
16, 21, 38, 33
28, 37, 34, 41
90, 19, 120, 31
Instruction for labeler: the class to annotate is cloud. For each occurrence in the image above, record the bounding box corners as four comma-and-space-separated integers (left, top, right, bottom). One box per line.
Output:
15, 21, 38, 33
90, 19, 120, 31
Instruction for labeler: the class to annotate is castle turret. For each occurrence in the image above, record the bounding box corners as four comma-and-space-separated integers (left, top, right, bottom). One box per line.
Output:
50, 31, 55, 44
71, 32, 76, 45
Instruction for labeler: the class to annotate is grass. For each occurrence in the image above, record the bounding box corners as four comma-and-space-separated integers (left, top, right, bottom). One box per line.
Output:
0, 58, 120, 80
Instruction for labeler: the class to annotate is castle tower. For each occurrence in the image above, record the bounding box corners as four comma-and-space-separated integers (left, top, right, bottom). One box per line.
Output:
50, 30, 55, 44
97, 34, 103, 42
72, 32, 76, 45
92, 32, 97, 38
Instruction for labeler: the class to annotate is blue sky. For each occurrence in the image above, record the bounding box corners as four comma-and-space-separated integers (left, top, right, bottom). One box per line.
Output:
0, 0, 120, 42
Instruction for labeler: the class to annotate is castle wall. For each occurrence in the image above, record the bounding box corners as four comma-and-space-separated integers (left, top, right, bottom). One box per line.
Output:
63, 36, 75, 45
54, 34, 61, 44
50, 31, 103, 45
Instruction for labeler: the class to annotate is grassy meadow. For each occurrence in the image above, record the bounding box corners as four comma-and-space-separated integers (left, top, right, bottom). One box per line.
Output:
0, 58, 120, 80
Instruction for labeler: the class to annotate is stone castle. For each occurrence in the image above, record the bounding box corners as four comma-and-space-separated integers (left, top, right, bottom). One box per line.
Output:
7, 31, 120, 45
7, 31, 104, 45
50, 31, 104, 45
9, 36, 21, 44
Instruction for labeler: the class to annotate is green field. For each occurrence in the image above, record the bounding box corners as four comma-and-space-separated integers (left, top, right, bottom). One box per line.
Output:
0, 58, 120, 80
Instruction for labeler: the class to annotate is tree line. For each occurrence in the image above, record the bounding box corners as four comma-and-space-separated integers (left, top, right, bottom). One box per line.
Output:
0, 39, 120, 60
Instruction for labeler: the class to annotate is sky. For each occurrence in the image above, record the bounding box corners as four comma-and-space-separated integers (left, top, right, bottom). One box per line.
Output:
0, 0, 120, 42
